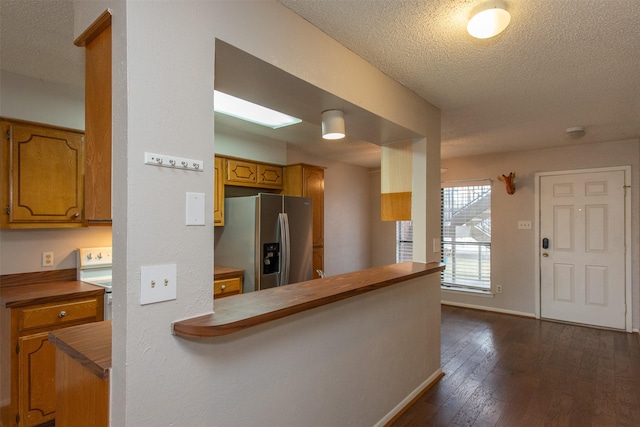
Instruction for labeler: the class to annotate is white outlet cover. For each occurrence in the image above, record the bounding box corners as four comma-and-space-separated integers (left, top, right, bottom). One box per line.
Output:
140, 264, 177, 305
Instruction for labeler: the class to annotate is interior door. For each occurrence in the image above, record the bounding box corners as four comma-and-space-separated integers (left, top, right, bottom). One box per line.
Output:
540, 170, 626, 329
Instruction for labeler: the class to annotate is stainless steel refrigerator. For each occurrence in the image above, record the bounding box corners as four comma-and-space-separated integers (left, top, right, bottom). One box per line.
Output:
215, 193, 313, 293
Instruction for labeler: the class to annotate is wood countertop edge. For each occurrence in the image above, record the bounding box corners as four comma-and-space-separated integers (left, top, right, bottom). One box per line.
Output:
48, 320, 112, 380
214, 266, 244, 281
173, 262, 445, 339
0, 281, 105, 308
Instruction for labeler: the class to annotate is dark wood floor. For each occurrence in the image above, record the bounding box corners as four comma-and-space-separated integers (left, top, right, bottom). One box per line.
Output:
392, 305, 640, 427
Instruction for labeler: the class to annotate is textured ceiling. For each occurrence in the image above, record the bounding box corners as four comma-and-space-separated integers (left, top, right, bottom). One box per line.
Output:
1, 0, 639, 166
0, 0, 85, 87
279, 0, 640, 159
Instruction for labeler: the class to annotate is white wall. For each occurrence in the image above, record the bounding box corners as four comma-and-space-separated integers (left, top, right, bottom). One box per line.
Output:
0, 71, 112, 275
369, 169, 397, 267
215, 125, 287, 164
72, 0, 441, 425
0, 71, 84, 129
286, 148, 373, 275
441, 139, 639, 330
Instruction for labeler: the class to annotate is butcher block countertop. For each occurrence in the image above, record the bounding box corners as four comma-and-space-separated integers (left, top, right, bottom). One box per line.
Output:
0, 280, 105, 308
48, 320, 112, 380
173, 261, 445, 339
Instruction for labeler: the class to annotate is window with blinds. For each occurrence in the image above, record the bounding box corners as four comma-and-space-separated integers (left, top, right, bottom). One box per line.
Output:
396, 221, 413, 263
441, 181, 491, 291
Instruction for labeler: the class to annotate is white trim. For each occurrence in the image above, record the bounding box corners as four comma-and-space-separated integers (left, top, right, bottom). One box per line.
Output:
534, 166, 632, 332
441, 287, 494, 297
374, 368, 443, 427
442, 301, 535, 318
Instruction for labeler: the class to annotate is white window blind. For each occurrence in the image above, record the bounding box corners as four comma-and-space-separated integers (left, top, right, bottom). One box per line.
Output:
396, 221, 413, 263
441, 180, 491, 290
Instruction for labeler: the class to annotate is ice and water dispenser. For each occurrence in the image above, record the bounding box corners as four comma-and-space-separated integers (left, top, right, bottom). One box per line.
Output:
263, 243, 280, 274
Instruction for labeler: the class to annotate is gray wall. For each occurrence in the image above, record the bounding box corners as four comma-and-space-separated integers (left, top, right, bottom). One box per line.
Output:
441, 139, 640, 330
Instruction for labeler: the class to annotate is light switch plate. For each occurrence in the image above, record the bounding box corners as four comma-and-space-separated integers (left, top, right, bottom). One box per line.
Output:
518, 220, 532, 230
186, 192, 205, 226
140, 264, 177, 305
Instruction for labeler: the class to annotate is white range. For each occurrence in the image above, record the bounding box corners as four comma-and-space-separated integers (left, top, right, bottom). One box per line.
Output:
77, 247, 113, 320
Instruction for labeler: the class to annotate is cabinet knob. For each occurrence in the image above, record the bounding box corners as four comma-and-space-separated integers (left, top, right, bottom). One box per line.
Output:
72, 212, 80, 219
221, 285, 226, 290
58, 310, 67, 318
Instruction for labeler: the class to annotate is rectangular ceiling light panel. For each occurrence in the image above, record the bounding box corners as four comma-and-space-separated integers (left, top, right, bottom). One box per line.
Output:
214, 90, 302, 129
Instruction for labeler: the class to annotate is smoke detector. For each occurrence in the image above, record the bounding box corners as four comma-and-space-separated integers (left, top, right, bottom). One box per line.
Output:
566, 126, 586, 139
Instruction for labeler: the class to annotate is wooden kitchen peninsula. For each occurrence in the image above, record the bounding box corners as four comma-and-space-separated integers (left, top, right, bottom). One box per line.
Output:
48, 320, 111, 427
173, 261, 444, 338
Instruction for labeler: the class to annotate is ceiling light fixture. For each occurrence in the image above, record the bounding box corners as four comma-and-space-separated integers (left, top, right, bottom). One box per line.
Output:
467, 0, 511, 39
322, 110, 345, 140
214, 90, 302, 129
566, 126, 586, 139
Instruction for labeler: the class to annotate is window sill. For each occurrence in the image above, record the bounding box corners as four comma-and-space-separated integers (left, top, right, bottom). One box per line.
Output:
440, 285, 494, 297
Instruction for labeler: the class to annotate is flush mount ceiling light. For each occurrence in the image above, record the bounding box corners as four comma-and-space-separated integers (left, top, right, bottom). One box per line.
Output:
321, 110, 345, 140
214, 90, 302, 129
566, 126, 586, 139
467, 0, 511, 39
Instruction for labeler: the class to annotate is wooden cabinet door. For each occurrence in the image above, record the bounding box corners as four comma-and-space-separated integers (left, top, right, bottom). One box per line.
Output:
303, 167, 325, 248
83, 19, 112, 223
225, 159, 257, 185
18, 333, 56, 427
1, 119, 85, 228
257, 164, 283, 188
214, 157, 224, 226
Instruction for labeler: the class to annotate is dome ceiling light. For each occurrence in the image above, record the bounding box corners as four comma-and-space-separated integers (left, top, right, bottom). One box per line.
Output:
322, 110, 346, 140
566, 126, 586, 139
467, 0, 511, 39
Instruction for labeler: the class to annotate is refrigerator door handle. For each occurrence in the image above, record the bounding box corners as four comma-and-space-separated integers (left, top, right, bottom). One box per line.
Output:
278, 213, 291, 286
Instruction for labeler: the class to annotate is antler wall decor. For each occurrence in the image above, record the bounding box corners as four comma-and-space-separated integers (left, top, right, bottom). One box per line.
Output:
498, 172, 516, 195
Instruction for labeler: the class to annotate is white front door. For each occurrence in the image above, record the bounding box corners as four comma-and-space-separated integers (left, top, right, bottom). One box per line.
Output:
540, 170, 626, 329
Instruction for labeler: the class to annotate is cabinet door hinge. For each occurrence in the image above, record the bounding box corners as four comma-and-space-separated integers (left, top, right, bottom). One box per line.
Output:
5, 205, 9, 215
16, 412, 20, 424
15, 343, 19, 354
5, 129, 10, 140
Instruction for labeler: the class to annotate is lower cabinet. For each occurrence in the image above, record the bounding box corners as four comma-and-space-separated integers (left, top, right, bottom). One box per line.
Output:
213, 267, 243, 299
18, 332, 57, 426
1, 293, 104, 427
214, 277, 242, 299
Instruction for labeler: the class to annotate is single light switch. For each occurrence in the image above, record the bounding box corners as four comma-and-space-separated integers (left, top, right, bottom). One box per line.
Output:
186, 192, 205, 226
140, 264, 177, 305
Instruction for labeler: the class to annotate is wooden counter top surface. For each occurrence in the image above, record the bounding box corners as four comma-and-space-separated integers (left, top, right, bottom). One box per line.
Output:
214, 266, 244, 281
173, 261, 444, 339
0, 280, 105, 308
48, 320, 112, 380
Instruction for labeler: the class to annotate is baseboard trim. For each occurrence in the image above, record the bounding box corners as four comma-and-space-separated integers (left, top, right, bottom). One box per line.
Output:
376, 369, 444, 427
441, 301, 536, 318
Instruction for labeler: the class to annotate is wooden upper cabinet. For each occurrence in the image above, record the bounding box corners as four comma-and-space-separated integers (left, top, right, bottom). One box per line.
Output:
257, 164, 283, 188
225, 158, 257, 185
1, 119, 85, 229
214, 157, 224, 226
76, 10, 112, 224
223, 157, 283, 190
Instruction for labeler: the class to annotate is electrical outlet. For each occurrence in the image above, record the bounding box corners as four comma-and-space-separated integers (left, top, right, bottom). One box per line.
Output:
42, 252, 54, 267
496, 285, 503, 294
140, 264, 177, 305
